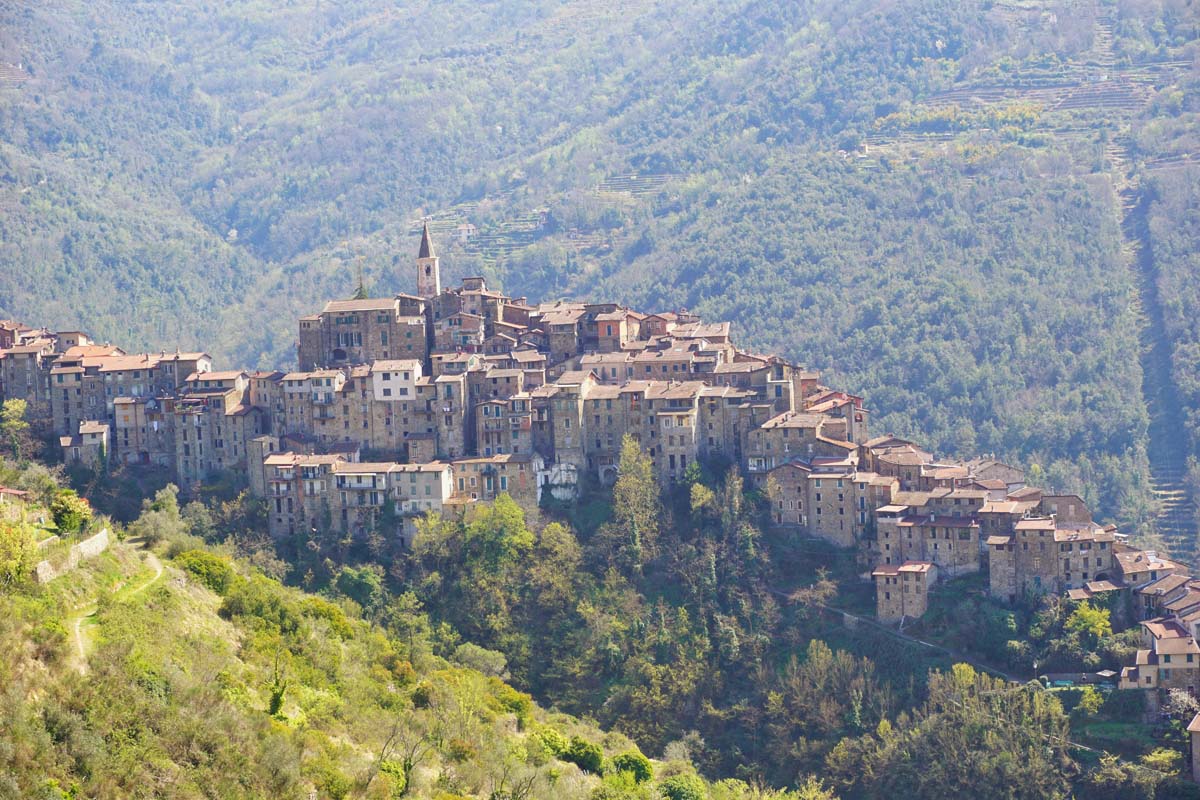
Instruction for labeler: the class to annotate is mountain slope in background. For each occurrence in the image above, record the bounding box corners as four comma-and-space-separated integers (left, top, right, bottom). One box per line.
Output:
1, 0, 1198, 537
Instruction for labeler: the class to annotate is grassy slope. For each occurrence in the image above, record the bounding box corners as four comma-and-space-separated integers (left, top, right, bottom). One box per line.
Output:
0, 539, 686, 800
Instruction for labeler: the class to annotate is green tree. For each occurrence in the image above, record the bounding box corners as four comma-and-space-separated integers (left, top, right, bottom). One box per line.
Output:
0, 519, 37, 587
1065, 602, 1113, 645
612, 435, 661, 570
825, 665, 1073, 799
1076, 685, 1104, 717
126, 485, 185, 544
334, 564, 385, 615
0, 399, 32, 460
1141, 747, 1182, 776
173, 550, 234, 594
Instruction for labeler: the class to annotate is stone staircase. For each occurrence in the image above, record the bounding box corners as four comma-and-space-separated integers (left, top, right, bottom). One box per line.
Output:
1121, 186, 1198, 563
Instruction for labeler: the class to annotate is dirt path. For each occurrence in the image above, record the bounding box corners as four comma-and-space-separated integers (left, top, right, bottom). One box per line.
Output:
129, 551, 164, 597
67, 547, 165, 675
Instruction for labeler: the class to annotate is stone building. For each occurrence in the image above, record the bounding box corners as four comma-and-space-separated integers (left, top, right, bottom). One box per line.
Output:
986, 518, 1116, 602
60, 420, 110, 468
112, 396, 175, 466
172, 371, 265, 488
873, 561, 937, 622
298, 298, 428, 371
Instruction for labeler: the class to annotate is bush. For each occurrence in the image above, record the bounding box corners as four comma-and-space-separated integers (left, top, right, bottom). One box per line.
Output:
563, 735, 604, 774
299, 596, 354, 639
659, 774, 707, 800
453, 641, 507, 677
50, 490, 92, 534
534, 726, 568, 756
489, 678, 533, 724
173, 550, 234, 594
611, 750, 653, 783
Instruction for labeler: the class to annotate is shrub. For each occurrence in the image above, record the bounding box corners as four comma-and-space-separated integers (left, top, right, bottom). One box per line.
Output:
534, 726, 568, 756
50, 490, 92, 534
611, 750, 653, 783
489, 678, 533, 725
299, 596, 354, 639
563, 735, 604, 774
659, 774, 707, 800
173, 549, 234, 594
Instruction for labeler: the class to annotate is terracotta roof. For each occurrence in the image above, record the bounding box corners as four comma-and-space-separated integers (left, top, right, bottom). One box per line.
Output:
646, 382, 704, 400
555, 370, 596, 385
98, 354, 163, 372
760, 411, 825, 430
1156, 636, 1200, 656
672, 322, 731, 339
1163, 590, 1200, 613
1138, 574, 1191, 596
187, 370, 245, 382
816, 435, 858, 451
333, 462, 401, 475
60, 344, 124, 359
1142, 617, 1191, 640
876, 448, 933, 467
541, 308, 585, 325
452, 453, 534, 465
322, 298, 398, 313
1053, 527, 1115, 543
370, 359, 422, 372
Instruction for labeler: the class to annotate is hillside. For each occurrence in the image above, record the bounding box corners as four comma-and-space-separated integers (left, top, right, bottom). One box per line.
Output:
6, 447, 1200, 799
2, 466, 807, 800
0, 1, 1198, 539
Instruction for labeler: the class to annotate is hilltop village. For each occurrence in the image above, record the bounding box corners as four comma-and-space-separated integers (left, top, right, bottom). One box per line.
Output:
3, 227, 1199, 701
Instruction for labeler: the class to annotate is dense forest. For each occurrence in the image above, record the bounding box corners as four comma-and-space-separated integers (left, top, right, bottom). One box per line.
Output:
2, 0, 1197, 537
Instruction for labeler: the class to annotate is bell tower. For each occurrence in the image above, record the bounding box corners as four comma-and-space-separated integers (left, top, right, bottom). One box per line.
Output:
416, 221, 441, 298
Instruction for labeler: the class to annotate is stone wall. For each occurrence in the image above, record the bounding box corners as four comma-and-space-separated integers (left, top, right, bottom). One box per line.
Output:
32, 528, 110, 584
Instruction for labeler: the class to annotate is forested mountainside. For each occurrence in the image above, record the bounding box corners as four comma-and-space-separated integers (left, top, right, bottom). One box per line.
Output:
4, 458, 840, 800
0, 2, 1197, 531
6, 447, 1200, 800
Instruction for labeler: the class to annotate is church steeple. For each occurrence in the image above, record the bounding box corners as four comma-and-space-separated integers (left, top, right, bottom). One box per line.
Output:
416, 221, 441, 298
418, 221, 436, 259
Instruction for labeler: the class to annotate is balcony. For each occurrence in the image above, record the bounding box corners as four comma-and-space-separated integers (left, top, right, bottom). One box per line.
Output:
336, 477, 379, 490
